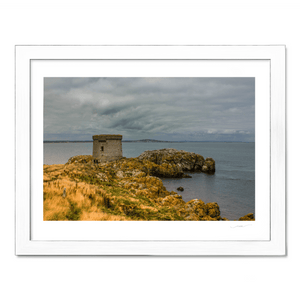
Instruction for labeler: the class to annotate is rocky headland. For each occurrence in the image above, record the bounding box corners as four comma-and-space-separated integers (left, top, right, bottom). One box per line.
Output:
43, 149, 255, 221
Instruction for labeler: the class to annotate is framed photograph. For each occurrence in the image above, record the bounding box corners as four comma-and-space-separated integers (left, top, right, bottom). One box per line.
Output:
15, 45, 286, 255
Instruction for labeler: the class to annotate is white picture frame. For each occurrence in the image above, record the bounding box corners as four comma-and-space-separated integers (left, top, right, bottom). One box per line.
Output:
15, 45, 286, 255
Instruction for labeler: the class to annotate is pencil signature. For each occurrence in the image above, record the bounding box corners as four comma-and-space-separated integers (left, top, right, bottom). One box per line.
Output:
230, 224, 252, 229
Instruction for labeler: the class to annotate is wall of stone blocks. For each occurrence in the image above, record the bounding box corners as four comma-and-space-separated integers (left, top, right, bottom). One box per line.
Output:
93, 138, 123, 162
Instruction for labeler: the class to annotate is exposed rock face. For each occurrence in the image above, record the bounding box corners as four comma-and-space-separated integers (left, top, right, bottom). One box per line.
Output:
238, 213, 255, 221
138, 148, 209, 172
184, 199, 222, 220
202, 157, 216, 173
96, 172, 109, 182
43, 151, 253, 221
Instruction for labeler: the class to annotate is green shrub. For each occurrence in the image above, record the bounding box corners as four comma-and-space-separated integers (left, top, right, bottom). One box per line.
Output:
66, 200, 81, 220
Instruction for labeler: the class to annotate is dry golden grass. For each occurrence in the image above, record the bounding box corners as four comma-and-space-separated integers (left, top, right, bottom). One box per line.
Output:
43, 173, 127, 221
139, 204, 158, 212
43, 156, 253, 221
43, 161, 184, 221
80, 210, 129, 221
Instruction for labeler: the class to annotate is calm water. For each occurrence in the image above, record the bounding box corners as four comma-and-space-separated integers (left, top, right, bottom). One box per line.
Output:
44, 142, 255, 220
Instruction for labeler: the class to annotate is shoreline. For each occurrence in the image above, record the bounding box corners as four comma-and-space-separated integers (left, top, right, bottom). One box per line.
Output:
43, 150, 255, 221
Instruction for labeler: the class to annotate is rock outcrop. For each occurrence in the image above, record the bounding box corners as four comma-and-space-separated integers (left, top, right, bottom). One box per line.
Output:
138, 148, 215, 173
43, 150, 253, 221
202, 157, 216, 173
183, 199, 222, 220
238, 213, 255, 221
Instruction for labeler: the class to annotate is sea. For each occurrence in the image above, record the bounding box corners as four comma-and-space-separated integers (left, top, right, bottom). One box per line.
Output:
44, 142, 255, 220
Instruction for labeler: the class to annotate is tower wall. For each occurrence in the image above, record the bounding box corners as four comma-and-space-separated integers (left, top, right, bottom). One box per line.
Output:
92, 134, 123, 162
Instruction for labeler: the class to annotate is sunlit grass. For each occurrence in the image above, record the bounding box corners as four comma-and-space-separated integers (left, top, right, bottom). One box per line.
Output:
43, 169, 128, 220
43, 155, 254, 221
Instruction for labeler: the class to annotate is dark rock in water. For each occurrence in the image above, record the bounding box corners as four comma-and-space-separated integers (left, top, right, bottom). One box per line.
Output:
238, 213, 255, 221
183, 174, 192, 178
202, 157, 216, 173
177, 186, 184, 191
149, 163, 185, 178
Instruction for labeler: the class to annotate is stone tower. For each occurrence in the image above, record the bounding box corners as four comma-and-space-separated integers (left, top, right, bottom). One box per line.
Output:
92, 134, 123, 163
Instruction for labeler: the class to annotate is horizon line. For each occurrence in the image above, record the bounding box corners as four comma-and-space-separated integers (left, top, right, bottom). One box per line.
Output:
44, 139, 254, 143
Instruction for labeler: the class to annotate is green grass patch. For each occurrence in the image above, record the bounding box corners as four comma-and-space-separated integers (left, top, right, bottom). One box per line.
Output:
49, 212, 67, 221
66, 200, 81, 220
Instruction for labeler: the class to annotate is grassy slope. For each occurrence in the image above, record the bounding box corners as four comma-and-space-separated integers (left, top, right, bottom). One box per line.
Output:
43, 156, 185, 221
43, 155, 255, 221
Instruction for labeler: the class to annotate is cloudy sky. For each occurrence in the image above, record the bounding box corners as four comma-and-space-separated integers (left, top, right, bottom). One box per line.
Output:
44, 77, 255, 142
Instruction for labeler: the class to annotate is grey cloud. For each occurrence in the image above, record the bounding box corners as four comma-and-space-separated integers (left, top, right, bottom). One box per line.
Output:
44, 77, 255, 141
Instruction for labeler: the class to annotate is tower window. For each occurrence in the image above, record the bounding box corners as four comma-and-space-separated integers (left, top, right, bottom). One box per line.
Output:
101, 146, 104, 151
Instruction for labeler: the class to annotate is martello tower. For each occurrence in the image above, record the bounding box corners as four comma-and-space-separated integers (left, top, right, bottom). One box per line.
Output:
92, 134, 123, 163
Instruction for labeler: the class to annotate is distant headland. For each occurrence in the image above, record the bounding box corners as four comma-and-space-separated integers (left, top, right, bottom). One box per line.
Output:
44, 139, 251, 143
44, 139, 176, 143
